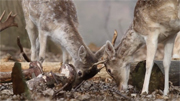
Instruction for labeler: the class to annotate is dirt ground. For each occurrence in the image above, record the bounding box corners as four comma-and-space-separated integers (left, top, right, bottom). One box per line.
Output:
0, 46, 180, 101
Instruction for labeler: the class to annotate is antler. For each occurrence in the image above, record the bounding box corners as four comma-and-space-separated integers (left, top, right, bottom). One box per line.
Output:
112, 30, 118, 46
0, 11, 18, 32
92, 59, 107, 66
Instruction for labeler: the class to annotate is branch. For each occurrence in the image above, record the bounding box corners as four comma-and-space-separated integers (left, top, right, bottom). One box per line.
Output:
0, 61, 43, 83
109, 88, 132, 100
17, 36, 31, 62
0, 11, 18, 32
0, 62, 61, 72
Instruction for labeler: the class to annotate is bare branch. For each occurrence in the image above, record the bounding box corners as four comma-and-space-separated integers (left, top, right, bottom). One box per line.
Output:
0, 11, 18, 32
17, 36, 31, 62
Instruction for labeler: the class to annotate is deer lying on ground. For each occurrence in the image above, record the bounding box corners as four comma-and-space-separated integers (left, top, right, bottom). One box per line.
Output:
103, 0, 180, 95
22, 0, 105, 86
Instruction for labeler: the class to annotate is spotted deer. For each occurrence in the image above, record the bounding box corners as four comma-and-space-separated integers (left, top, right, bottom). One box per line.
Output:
22, 0, 105, 86
104, 0, 180, 95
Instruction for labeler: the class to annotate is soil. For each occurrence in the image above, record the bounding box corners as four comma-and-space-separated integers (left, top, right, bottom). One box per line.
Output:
0, 46, 180, 101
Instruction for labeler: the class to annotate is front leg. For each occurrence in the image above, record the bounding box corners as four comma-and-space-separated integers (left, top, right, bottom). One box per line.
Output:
38, 30, 48, 63
141, 31, 159, 94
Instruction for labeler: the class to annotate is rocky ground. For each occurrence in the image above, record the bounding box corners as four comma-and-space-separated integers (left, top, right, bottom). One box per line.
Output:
0, 46, 180, 101
0, 77, 180, 101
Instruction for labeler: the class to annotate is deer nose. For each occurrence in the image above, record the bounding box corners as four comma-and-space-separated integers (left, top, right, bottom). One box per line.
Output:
107, 69, 111, 74
118, 85, 123, 91
77, 70, 83, 77
118, 83, 128, 91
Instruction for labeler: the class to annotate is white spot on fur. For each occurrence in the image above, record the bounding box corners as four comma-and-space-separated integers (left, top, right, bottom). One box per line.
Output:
158, 3, 175, 10
52, 28, 80, 60
42, 75, 47, 82
61, 64, 70, 77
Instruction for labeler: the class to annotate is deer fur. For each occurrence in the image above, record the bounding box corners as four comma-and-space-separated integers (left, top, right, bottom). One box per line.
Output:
134, 32, 180, 62
105, 0, 180, 95
173, 32, 180, 59
22, 0, 105, 86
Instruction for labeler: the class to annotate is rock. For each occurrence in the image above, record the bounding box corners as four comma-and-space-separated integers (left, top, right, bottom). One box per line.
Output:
130, 60, 164, 93
83, 81, 92, 89
42, 89, 54, 96
0, 89, 13, 95
146, 94, 152, 98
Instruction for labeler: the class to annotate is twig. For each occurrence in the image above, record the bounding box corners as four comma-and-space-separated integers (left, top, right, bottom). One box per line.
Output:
110, 88, 133, 101
51, 71, 59, 84
53, 83, 69, 98
17, 36, 31, 62
112, 30, 118, 46
72, 80, 85, 92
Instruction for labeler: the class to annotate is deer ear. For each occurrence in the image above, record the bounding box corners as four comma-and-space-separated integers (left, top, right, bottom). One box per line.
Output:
95, 44, 106, 60
78, 45, 87, 63
105, 41, 115, 57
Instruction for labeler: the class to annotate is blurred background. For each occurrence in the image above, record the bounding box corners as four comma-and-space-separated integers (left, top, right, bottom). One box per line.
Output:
0, 0, 179, 61
0, 0, 137, 53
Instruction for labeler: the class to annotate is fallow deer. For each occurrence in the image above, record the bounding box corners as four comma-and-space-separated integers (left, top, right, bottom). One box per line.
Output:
22, 0, 105, 86
104, 0, 180, 95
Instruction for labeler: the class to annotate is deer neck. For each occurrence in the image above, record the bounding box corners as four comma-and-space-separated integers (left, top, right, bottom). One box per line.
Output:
115, 26, 144, 60
54, 20, 95, 62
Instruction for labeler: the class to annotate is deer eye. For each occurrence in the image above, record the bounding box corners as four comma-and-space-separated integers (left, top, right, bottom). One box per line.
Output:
107, 69, 111, 74
78, 71, 82, 76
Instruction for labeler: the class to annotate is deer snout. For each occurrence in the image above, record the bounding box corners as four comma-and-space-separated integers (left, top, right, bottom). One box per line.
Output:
118, 83, 128, 91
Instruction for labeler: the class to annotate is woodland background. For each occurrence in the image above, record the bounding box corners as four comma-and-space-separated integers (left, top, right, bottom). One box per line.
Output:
0, 0, 137, 54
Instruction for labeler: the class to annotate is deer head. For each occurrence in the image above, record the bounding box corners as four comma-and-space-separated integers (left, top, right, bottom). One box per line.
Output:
103, 29, 143, 91
72, 45, 106, 87
104, 41, 131, 91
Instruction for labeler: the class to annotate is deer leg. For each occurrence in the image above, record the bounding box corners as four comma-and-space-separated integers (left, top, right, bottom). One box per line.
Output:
25, 19, 38, 61
38, 30, 48, 63
163, 34, 177, 95
141, 32, 159, 94
36, 37, 40, 57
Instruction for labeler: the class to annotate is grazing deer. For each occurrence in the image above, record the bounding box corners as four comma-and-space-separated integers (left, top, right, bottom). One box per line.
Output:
22, 0, 105, 86
104, 0, 180, 95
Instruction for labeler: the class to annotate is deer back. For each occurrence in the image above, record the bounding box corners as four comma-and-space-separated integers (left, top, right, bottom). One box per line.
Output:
22, 0, 78, 31
133, 0, 180, 38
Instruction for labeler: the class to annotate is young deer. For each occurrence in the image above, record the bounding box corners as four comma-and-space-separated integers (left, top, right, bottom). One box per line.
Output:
22, 0, 105, 86
104, 0, 180, 95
